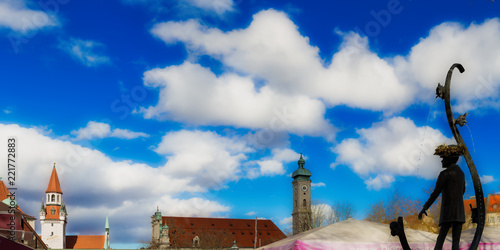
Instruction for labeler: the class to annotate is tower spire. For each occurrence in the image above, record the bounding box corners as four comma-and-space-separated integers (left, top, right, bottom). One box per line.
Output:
104, 214, 110, 249
46, 163, 63, 194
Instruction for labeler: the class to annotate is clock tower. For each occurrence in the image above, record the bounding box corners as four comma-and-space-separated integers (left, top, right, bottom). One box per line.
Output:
291, 153, 312, 235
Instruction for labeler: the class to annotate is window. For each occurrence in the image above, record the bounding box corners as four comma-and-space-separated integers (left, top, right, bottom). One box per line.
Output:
51, 232, 53, 236
51, 223, 53, 227
193, 236, 200, 247
303, 199, 306, 207
51, 207, 55, 215
51, 194, 55, 202
493, 204, 499, 210
57, 195, 59, 203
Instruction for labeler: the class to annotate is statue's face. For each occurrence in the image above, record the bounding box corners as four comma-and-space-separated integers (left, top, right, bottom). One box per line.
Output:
441, 156, 458, 167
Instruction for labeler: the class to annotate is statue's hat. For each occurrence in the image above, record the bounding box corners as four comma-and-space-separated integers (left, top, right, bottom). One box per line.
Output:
434, 144, 465, 157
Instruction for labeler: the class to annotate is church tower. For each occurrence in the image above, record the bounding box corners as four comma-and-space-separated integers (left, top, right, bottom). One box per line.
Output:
40, 163, 67, 249
292, 153, 312, 235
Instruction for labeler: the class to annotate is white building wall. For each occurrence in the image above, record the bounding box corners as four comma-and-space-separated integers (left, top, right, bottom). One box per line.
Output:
41, 219, 66, 249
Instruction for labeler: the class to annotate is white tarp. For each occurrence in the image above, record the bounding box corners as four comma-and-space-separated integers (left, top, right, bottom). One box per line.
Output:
260, 219, 500, 250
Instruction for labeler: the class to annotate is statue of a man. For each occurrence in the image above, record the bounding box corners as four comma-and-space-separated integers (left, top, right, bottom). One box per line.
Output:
419, 144, 465, 250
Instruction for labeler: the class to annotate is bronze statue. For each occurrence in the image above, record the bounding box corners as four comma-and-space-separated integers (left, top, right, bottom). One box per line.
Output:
391, 64, 485, 250
419, 145, 465, 250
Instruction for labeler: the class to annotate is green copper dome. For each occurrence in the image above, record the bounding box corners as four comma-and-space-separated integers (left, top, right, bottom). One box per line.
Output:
292, 153, 311, 180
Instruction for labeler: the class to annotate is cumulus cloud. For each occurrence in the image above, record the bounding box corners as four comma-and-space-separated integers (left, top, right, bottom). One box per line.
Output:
332, 117, 454, 190
185, 0, 234, 15
154, 129, 254, 189
150, 9, 414, 112
394, 18, 500, 112
0, 0, 57, 32
59, 38, 111, 67
0, 124, 230, 244
70, 121, 149, 140
246, 148, 300, 179
140, 62, 335, 137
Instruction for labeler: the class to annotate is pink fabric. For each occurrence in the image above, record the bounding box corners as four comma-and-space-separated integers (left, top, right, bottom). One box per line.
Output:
262, 241, 500, 250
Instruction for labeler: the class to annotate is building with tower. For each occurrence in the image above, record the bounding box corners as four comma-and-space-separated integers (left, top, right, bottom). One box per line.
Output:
151, 209, 286, 249
39, 163, 110, 249
40, 164, 67, 249
291, 153, 312, 235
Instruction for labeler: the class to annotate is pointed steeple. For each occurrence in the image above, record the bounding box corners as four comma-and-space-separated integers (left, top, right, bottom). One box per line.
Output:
105, 214, 109, 230
40, 199, 45, 212
104, 214, 110, 249
46, 163, 63, 194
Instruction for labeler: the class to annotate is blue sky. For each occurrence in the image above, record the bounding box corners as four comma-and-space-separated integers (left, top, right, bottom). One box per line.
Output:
1, 0, 500, 248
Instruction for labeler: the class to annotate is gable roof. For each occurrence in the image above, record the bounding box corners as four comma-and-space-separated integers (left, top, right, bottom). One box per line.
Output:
162, 216, 286, 248
46, 165, 63, 194
66, 235, 105, 249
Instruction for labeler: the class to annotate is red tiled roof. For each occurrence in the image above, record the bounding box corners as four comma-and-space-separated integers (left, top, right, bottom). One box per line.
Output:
44, 205, 61, 220
0, 181, 9, 200
487, 194, 500, 212
66, 235, 105, 249
162, 217, 286, 248
46, 166, 63, 194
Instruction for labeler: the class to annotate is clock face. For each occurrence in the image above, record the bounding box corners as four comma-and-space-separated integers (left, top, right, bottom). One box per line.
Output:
301, 185, 308, 192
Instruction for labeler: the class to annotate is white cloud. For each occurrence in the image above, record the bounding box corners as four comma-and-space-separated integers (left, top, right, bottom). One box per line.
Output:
110, 128, 149, 139
0, 124, 230, 244
332, 117, 454, 189
364, 174, 395, 191
154, 130, 253, 189
140, 62, 335, 137
480, 175, 495, 184
247, 148, 300, 179
394, 18, 500, 112
279, 216, 292, 226
245, 211, 256, 216
70, 121, 149, 140
0, 0, 57, 32
311, 182, 326, 188
150, 9, 414, 113
59, 38, 111, 67
184, 0, 234, 15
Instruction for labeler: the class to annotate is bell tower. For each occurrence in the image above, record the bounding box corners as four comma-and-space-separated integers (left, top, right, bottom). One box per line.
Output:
40, 163, 67, 249
292, 153, 312, 235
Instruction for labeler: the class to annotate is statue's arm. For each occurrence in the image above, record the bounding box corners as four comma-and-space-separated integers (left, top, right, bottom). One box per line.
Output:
423, 172, 445, 210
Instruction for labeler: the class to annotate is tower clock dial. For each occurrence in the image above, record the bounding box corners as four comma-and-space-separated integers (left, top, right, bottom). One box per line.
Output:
301, 185, 308, 192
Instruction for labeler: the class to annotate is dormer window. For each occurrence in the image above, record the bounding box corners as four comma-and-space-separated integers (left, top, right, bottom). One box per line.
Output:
51, 207, 55, 215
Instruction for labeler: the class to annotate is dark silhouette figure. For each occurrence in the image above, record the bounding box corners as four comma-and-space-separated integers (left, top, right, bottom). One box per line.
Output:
419, 154, 465, 250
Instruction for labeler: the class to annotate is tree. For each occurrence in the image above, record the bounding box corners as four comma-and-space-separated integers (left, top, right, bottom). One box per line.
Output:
365, 200, 387, 223
331, 201, 356, 223
365, 191, 421, 223
311, 200, 332, 228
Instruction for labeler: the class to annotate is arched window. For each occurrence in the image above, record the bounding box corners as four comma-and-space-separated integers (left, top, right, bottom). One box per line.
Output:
51, 207, 55, 215
51, 194, 55, 202
303, 199, 306, 207
57, 195, 60, 203
193, 236, 200, 247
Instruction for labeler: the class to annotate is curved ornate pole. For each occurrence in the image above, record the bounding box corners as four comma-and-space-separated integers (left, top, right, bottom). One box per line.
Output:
437, 63, 485, 249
